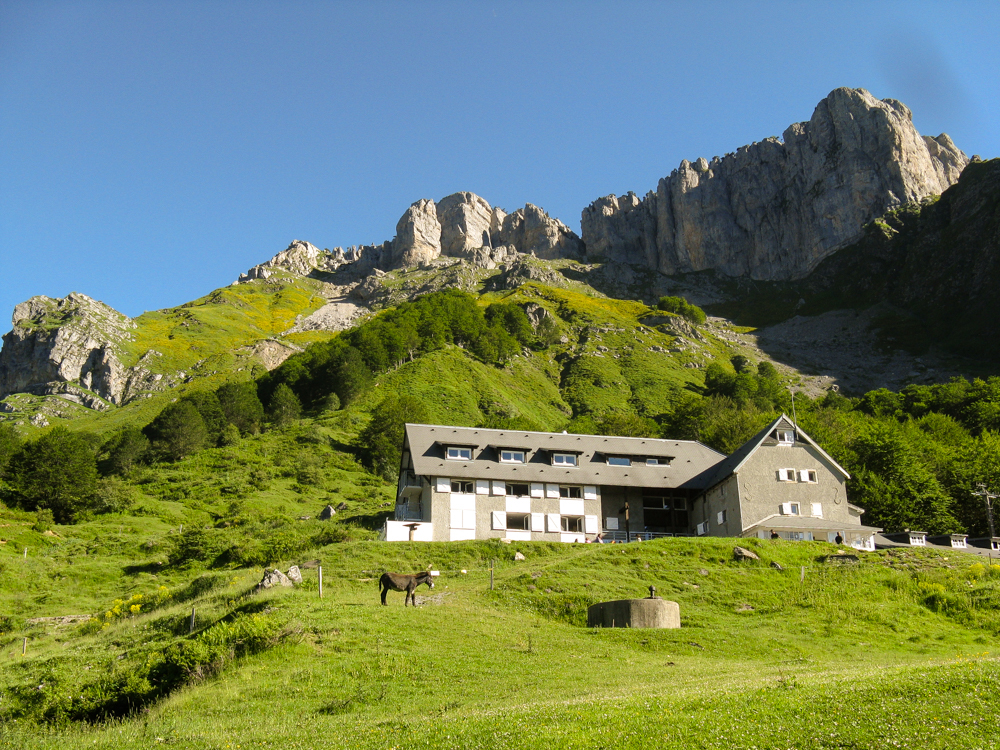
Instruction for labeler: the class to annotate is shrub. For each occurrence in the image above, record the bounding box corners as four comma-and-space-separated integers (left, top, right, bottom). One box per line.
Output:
145, 401, 209, 461
93, 476, 137, 514
657, 295, 706, 325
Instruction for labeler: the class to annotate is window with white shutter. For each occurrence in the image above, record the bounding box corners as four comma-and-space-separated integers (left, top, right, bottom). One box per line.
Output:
584, 515, 598, 534
583, 485, 598, 500
717, 510, 726, 525
545, 483, 560, 499
530, 513, 545, 532
530, 483, 544, 498
605, 517, 619, 530
696, 521, 708, 536
811, 503, 823, 518
491, 480, 506, 496
545, 513, 561, 532
435, 477, 451, 493
777, 469, 795, 482
475, 479, 490, 495
491, 511, 506, 530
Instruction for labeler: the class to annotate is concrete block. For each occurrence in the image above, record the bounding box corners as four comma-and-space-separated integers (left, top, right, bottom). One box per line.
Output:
587, 598, 680, 629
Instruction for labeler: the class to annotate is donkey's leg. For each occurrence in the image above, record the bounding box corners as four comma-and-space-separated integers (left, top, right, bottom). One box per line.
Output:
381, 585, 389, 605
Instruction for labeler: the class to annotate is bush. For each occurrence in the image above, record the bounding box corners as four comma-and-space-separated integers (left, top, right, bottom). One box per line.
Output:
93, 476, 137, 514
98, 426, 150, 476
657, 295, 706, 325
32, 507, 54, 532
217, 381, 265, 435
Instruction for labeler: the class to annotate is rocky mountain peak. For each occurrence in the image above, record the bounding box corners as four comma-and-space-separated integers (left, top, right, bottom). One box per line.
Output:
581, 87, 968, 280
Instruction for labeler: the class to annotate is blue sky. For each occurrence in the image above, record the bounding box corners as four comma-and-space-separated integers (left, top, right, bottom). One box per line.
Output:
2, 1, 998, 322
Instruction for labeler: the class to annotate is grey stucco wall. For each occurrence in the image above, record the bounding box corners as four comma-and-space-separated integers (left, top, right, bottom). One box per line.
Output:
737, 443, 853, 530
694, 474, 742, 536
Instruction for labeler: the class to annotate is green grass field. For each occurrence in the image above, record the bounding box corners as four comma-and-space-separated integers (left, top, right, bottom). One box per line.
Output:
3, 535, 999, 749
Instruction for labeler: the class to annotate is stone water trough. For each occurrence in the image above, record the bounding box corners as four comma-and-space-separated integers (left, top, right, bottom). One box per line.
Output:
587, 586, 680, 629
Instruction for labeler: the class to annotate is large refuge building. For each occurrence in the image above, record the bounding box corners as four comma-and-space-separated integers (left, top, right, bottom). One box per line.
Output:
388, 416, 880, 550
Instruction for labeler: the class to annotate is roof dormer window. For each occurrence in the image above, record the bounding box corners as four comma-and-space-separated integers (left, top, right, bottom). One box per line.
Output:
607, 456, 631, 466
776, 429, 795, 445
552, 453, 577, 467
646, 457, 670, 466
446, 446, 473, 460
500, 449, 526, 464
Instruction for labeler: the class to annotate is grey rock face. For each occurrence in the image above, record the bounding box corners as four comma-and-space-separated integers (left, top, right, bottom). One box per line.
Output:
238, 240, 329, 282
437, 192, 494, 257
497, 204, 584, 260
391, 199, 443, 268
0, 293, 136, 405
581, 88, 968, 280
286, 565, 303, 584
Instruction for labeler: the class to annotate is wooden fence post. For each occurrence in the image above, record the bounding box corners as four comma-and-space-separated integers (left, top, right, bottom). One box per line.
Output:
189, 607, 196, 634
490, 559, 494, 591
800, 566, 805, 583
319, 566, 323, 599
22, 637, 27, 656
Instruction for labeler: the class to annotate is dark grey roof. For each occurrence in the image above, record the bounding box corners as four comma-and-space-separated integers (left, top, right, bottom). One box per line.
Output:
744, 515, 881, 533
404, 423, 725, 490
693, 415, 850, 490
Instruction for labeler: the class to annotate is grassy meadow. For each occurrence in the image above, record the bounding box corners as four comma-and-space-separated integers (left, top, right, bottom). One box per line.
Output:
3, 533, 1000, 749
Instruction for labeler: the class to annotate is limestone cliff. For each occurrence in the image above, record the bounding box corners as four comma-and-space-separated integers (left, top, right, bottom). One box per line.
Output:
236, 192, 584, 283
0, 293, 139, 407
581, 88, 968, 280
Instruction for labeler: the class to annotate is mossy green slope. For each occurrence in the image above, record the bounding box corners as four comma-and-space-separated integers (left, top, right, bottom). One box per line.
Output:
2, 538, 999, 748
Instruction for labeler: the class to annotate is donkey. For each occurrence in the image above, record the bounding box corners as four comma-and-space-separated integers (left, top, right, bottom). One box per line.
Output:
379, 571, 434, 606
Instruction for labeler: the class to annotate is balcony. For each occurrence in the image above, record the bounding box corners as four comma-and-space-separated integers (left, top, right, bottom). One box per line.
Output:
398, 471, 423, 499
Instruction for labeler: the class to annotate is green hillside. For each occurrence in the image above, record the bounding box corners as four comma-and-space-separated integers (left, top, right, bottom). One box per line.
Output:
2, 536, 999, 748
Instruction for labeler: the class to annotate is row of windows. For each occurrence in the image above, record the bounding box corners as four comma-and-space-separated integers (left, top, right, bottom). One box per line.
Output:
777, 468, 817, 483
504, 513, 585, 533
446, 445, 670, 468
450, 480, 582, 498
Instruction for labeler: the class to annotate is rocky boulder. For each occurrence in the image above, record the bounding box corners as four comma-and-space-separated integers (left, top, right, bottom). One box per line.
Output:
255, 568, 293, 592
581, 88, 968, 280
733, 546, 760, 561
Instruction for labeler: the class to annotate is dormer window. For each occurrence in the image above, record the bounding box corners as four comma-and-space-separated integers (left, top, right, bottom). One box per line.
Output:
607, 456, 631, 466
447, 446, 473, 460
646, 457, 670, 466
776, 430, 795, 445
500, 449, 526, 464
552, 453, 577, 467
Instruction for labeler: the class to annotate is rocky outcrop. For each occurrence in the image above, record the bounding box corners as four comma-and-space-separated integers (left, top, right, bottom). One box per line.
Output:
0, 293, 137, 405
496, 204, 584, 259
392, 199, 443, 267
436, 192, 494, 258
581, 88, 968, 280
234, 193, 584, 283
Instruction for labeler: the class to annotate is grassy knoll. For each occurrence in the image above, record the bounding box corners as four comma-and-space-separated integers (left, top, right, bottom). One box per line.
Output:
2, 538, 999, 749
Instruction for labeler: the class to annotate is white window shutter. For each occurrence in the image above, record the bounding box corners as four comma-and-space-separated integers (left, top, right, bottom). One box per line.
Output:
491, 511, 506, 530
696, 521, 708, 535
605, 517, 619, 530
546, 513, 560, 532
491, 480, 506, 496
584, 515, 598, 533
463, 509, 477, 529
780, 502, 792, 515
811, 503, 823, 518
583, 485, 598, 500
545, 483, 560, 499
476, 479, 490, 495
530, 483, 544, 498
436, 477, 451, 493
717, 511, 725, 525
798, 470, 809, 482
530, 512, 545, 532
